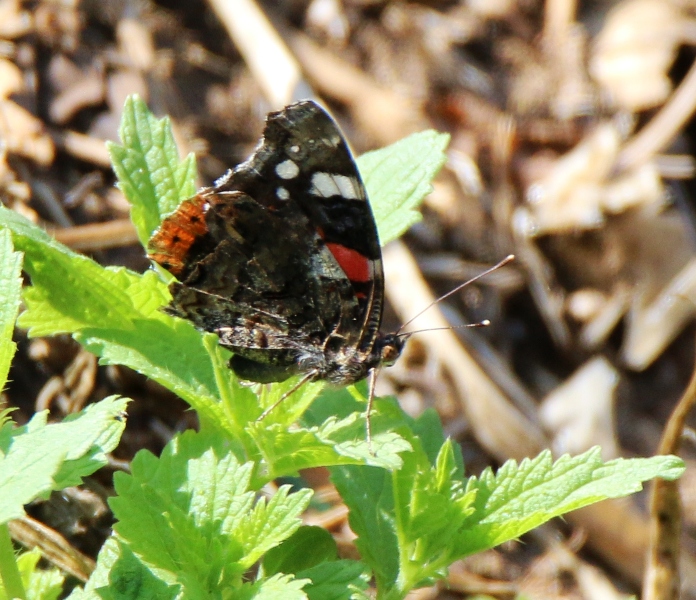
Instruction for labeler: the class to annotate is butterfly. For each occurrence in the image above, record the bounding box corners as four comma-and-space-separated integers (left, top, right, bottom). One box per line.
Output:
147, 100, 403, 413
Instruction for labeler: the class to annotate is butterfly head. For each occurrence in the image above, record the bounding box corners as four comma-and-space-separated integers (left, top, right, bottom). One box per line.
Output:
374, 333, 405, 368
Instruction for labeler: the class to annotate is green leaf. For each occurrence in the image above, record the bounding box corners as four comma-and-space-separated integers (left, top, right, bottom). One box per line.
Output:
334, 427, 684, 597
303, 384, 363, 425
390, 438, 477, 589
73, 323, 227, 434
262, 526, 337, 577
238, 485, 314, 568
407, 408, 453, 466
96, 543, 181, 600
262, 525, 370, 600
109, 430, 313, 596
237, 573, 309, 600
67, 538, 121, 600
331, 465, 398, 591
108, 95, 197, 245
298, 560, 369, 600
256, 377, 326, 427
0, 206, 232, 433
252, 403, 412, 478
70, 539, 182, 600
332, 425, 470, 593
0, 205, 166, 336
0, 228, 22, 392
455, 448, 685, 557
0, 396, 128, 525
326, 409, 453, 592
358, 130, 449, 244
0, 548, 64, 600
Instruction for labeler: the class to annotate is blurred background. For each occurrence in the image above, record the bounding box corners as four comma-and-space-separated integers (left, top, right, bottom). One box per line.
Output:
3, 0, 696, 597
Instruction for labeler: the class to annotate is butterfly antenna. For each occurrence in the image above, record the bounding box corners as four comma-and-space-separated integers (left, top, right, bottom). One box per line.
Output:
396, 321, 490, 339
395, 254, 514, 335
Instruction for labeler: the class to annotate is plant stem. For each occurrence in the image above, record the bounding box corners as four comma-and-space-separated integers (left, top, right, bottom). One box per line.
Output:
379, 586, 406, 600
375, 470, 415, 600
0, 523, 25, 599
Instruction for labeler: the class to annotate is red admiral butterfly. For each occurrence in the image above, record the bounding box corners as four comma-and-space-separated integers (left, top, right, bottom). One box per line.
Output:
147, 100, 403, 401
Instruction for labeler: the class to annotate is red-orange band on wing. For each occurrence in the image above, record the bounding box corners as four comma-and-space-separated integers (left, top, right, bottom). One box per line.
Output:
326, 242, 371, 283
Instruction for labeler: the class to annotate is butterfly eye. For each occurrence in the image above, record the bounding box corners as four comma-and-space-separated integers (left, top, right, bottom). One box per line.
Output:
379, 337, 403, 366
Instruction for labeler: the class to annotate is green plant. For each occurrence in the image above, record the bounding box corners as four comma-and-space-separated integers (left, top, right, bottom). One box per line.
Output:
0, 229, 127, 600
0, 96, 684, 600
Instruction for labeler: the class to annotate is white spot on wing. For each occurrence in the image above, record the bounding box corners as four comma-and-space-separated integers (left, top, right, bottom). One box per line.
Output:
334, 175, 361, 200
276, 186, 290, 200
310, 172, 341, 197
275, 159, 299, 179
310, 172, 362, 199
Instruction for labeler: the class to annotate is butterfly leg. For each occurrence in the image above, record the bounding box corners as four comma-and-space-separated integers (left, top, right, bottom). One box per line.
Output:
366, 367, 379, 455
256, 371, 317, 422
